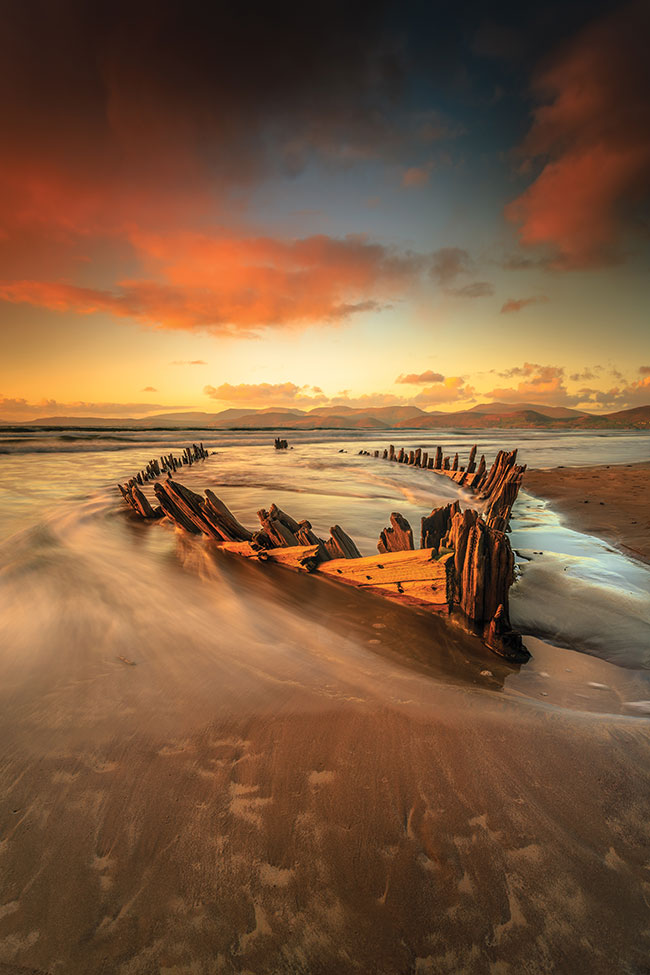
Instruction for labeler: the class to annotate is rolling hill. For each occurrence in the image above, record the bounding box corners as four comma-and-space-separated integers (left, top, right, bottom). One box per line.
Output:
1, 403, 649, 430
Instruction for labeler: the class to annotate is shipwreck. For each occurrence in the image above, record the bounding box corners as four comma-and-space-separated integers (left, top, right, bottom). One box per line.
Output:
117, 441, 528, 662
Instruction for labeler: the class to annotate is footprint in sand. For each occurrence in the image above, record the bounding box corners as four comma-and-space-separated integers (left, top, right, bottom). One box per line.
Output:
308, 769, 336, 786
259, 862, 293, 887
229, 782, 271, 827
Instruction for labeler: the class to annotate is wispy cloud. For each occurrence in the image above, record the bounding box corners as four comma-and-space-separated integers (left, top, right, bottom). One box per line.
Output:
500, 295, 548, 313
395, 370, 445, 385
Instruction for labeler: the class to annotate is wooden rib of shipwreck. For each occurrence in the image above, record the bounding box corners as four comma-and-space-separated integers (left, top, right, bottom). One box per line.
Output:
366, 441, 527, 535
118, 442, 210, 519
117, 442, 529, 663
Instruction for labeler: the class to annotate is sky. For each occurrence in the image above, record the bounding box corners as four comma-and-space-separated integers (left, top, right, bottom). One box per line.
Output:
1, 0, 649, 420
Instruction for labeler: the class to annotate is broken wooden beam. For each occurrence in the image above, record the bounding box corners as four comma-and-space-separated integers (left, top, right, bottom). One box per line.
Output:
421, 501, 460, 552
325, 525, 361, 560
130, 484, 160, 520
202, 490, 253, 542
153, 483, 203, 534
258, 508, 299, 547
378, 512, 414, 553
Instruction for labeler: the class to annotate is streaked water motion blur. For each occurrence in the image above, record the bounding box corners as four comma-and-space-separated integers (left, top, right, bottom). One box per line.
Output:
1, 427, 649, 696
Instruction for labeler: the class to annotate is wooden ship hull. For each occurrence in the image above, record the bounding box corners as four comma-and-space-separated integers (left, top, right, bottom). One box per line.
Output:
117, 441, 529, 663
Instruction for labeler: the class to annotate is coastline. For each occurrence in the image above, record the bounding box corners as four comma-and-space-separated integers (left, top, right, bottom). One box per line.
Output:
524, 461, 650, 565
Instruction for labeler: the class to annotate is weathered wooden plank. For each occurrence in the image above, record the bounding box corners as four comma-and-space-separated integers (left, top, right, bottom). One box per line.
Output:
217, 540, 259, 556
319, 548, 451, 585
163, 479, 219, 536
216, 541, 320, 570
153, 483, 202, 534
483, 604, 528, 660
363, 576, 452, 611
258, 544, 321, 571
258, 508, 299, 547
268, 502, 301, 534
130, 484, 157, 519
203, 490, 253, 541
325, 525, 361, 559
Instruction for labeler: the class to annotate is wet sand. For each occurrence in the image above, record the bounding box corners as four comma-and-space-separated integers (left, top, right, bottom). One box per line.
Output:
524, 461, 650, 564
1, 522, 650, 974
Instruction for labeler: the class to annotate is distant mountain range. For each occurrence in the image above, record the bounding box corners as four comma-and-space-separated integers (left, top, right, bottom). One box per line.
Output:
1, 402, 649, 430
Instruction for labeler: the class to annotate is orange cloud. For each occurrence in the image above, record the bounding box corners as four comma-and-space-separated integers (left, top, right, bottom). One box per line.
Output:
488, 363, 571, 403
446, 282, 494, 298
203, 382, 328, 407
402, 164, 432, 188
500, 295, 548, 313
413, 376, 475, 406
576, 375, 650, 410
0, 396, 182, 420
395, 370, 445, 385
0, 233, 424, 333
430, 247, 471, 285
506, 2, 650, 269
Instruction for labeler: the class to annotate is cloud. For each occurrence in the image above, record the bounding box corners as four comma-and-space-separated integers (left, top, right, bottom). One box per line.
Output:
203, 382, 328, 407
500, 295, 548, 313
569, 368, 597, 382
170, 360, 207, 366
486, 361, 650, 410
429, 247, 494, 300
487, 363, 574, 404
576, 375, 650, 411
0, 233, 424, 333
639, 366, 650, 375
0, 3, 411, 234
505, 2, 650, 269
446, 282, 494, 298
395, 371, 445, 385
430, 247, 471, 286
328, 391, 408, 409
0, 396, 182, 420
201, 378, 477, 411
402, 164, 432, 188
141, 386, 157, 392
413, 376, 475, 406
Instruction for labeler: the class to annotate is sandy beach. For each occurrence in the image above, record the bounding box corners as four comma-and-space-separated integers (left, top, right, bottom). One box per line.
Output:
1, 598, 649, 975
524, 461, 650, 564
